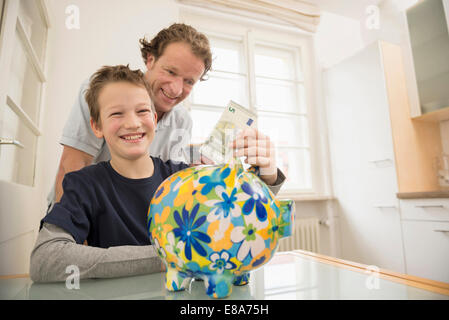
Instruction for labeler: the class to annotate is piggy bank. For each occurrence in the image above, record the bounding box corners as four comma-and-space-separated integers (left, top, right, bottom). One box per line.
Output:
147, 159, 294, 299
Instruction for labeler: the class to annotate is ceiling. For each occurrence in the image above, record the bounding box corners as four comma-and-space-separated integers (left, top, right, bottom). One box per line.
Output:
298, 0, 385, 19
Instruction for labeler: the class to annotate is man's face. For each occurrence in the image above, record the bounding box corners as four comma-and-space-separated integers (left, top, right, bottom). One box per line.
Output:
145, 41, 205, 116
91, 81, 157, 162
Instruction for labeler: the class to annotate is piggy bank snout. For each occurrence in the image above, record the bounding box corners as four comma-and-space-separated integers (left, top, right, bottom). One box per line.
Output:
279, 200, 295, 239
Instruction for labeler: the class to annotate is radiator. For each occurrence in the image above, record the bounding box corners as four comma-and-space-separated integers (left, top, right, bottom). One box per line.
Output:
278, 217, 320, 253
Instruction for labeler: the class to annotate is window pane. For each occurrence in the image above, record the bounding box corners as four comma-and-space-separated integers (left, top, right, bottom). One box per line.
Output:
0, 105, 37, 186
256, 77, 299, 113
209, 36, 245, 73
298, 84, 307, 114
9, 28, 42, 124
276, 148, 312, 190
255, 45, 296, 80
190, 108, 224, 144
18, 0, 47, 64
258, 114, 309, 147
192, 71, 248, 107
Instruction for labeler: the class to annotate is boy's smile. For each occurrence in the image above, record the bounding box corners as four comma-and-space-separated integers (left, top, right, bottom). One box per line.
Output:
91, 81, 157, 162
120, 132, 146, 143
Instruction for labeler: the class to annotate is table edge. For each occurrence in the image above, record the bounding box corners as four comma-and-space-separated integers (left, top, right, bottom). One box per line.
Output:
0, 274, 29, 280
281, 250, 449, 297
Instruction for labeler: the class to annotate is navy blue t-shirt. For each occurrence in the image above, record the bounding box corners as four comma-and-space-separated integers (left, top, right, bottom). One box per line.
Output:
41, 156, 189, 248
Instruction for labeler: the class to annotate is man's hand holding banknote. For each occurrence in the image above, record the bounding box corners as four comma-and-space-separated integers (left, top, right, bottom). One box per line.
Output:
230, 127, 278, 186
200, 101, 279, 186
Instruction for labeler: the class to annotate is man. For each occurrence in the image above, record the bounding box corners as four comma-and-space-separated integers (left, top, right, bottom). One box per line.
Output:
50, 23, 285, 210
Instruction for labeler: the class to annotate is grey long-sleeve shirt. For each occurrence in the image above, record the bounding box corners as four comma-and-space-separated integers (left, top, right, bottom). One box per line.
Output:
29, 223, 163, 283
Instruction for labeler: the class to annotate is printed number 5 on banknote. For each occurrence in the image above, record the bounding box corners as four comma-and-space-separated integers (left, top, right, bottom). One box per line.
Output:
200, 100, 258, 164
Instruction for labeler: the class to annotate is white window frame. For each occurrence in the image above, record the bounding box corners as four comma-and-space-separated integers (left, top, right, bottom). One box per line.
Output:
180, 7, 331, 199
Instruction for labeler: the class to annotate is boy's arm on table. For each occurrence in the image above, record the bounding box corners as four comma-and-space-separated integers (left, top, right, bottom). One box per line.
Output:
29, 223, 164, 283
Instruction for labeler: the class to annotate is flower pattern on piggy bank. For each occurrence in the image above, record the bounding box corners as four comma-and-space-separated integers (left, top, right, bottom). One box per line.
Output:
147, 160, 294, 299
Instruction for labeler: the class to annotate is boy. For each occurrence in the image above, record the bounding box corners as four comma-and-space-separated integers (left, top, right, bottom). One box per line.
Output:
30, 65, 189, 282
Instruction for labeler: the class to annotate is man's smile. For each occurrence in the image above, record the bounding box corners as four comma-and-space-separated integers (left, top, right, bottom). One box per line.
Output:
161, 88, 180, 100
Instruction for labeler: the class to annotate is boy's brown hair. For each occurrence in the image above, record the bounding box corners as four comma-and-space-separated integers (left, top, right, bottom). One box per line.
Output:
85, 65, 154, 125
139, 23, 212, 81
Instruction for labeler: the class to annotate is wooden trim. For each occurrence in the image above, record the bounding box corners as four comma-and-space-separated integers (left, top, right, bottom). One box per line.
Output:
397, 191, 449, 199
289, 250, 449, 296
0, 273, 29, 279
413, 106, 449, 122
380, 41, 442, 193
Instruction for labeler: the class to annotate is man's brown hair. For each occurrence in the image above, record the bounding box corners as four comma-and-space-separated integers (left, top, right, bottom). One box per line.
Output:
85, 65, 154, 125
139, 23, 212, 81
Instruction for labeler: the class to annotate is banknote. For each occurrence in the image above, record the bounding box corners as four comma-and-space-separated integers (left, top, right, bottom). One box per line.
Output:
200, 100, 258, 164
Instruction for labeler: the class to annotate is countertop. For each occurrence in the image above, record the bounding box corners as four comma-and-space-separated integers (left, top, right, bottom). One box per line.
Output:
1, 250, 448, 300
396, 190, 449, 199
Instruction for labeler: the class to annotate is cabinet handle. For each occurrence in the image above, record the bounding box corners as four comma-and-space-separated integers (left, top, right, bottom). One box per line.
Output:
415, 205, 445, 209
373, 206, 396, 209
369, 159, 393, 167
433, 229, 449, 233
0, 138, 24, 148
369, 158, 392, 163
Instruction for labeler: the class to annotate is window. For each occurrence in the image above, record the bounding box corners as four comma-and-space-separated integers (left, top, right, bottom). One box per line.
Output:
181, 10, 318, 194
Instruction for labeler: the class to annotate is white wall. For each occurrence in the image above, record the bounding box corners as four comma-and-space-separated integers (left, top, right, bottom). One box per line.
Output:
36, 0, 180, 220
314, 12, 364, 69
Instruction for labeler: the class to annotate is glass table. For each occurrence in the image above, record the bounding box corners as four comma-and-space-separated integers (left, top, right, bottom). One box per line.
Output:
1, 250, 448, 300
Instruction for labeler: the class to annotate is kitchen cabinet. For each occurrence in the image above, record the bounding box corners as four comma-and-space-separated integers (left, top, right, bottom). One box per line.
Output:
401, 220, 449, 283
400, 198, 449, 283
406, 0, 449, 121
325, 40, 449, 281
325, 41, 406, 273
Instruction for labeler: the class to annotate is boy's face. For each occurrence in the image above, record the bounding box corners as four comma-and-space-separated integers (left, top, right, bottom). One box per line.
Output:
90, 81, 157, 161
145, 41, 205, 116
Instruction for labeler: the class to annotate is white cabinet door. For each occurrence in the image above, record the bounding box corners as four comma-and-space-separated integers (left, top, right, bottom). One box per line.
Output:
402, 220, 449, 283
325, 42, 405, 273
0, 0, 49, 275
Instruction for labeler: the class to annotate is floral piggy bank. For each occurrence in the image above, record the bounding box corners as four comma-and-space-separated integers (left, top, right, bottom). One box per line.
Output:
147, 159, 294, 299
